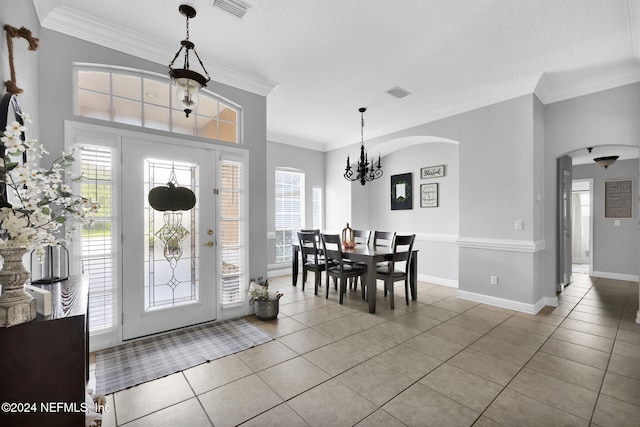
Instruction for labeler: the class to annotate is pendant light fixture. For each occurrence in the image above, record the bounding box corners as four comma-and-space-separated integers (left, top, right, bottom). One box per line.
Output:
169, 4, 211, 118
344, 107, 383, 185
593, 155, 619, 169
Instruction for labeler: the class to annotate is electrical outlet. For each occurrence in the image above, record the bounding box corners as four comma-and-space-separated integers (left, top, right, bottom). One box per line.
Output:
490, 276, 498, 285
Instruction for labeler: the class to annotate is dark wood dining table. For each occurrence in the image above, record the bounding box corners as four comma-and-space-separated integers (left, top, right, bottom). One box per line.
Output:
291, 242, 418, 314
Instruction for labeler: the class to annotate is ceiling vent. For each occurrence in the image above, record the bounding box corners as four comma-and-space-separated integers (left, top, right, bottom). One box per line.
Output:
210, 0, 250, 18
386, 86, 411, 99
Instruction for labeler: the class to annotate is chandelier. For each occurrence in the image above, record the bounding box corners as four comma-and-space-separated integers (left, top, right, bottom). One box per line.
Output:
169, 4, 211, 118
344, 107, 383, 185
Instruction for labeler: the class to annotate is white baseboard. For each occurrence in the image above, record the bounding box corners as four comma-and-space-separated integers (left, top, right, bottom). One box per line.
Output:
267, 264, 292, 278
457, 290, 557, 315
591, 271, 640, 282
418, 274, 458, 288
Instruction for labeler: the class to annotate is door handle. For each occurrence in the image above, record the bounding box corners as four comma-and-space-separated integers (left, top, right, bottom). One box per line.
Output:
204, 241, 214, 247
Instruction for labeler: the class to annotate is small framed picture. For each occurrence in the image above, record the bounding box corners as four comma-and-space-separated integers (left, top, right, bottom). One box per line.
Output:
420, 165, 445, 179
391, 173, 412, 210
421, 183, 438, 208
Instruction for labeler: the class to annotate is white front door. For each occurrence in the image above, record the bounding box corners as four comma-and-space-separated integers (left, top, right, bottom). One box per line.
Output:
121, 137, 217, 340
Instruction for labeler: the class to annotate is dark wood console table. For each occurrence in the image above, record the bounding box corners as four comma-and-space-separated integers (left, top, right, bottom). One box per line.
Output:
0, 276, 89, 427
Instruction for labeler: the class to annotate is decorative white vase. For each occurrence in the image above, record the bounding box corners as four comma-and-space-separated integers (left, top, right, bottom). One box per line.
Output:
0, 247, 36, 327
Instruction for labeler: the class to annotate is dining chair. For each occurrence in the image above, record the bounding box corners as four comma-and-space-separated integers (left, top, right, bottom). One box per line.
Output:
349, 229, 371, 294
321, 233, 367, 304
298, 231, 329, 295
373, 231, 395, 249
376, 234, 415, 309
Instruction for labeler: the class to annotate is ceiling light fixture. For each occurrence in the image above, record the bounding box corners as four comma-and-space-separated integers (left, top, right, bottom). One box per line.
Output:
344, 107, 383, 185
169, 4, 211, 118
593, 155, 619, 169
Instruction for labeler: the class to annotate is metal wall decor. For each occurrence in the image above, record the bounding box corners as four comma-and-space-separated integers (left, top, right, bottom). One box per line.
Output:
391, 173, 412, 210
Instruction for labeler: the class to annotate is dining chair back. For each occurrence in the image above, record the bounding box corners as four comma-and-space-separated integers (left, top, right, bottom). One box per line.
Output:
353, 229, 371, 246
373, 231, 395, 249
376, 234, 415, 309
321, 233, 367, 304
298, 231, 328, 295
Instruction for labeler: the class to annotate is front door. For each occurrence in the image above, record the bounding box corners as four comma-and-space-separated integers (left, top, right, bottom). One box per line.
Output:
121, 137, 217, 340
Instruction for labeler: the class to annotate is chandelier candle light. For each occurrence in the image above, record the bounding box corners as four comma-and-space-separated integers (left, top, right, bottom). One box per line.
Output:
344, 107, 383, 185
169, 4, 211, 118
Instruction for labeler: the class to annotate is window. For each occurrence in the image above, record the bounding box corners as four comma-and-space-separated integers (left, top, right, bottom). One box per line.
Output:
275, 169, 304, 263
75, 65, 240, 143
220, 158, 246, 305
78, 145, 116, 332
312, 186, 322, 230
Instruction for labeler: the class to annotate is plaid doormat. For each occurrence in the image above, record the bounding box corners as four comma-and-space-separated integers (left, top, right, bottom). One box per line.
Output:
95, 318, 272, 395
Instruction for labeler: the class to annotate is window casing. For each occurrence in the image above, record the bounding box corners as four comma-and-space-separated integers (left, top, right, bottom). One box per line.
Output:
275, 169, 304, 263
74, 65, 241, 143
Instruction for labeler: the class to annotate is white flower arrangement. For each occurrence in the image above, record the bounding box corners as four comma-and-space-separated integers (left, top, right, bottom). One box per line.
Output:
0, 113, 100, 260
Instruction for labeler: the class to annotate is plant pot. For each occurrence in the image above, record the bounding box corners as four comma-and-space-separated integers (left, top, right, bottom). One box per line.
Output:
254, 299, 279, 320
0, 247, 36, 327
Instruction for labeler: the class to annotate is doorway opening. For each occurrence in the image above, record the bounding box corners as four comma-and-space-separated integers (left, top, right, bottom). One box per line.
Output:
571, 179, 593, 276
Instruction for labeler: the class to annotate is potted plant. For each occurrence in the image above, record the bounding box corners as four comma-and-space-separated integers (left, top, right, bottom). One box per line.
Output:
249, 277, 282, 320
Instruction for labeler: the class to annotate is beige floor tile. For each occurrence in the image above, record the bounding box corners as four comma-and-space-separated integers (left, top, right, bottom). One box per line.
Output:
513, 311, 565, 326
419, 305, 460, 321
537, 305, 572, 318
472, 416, 504, 427
613, 339, 640, 361
258, 356, 331, 400
525, 351, 605, 391
551, 327, 614, 353
183, 354, 252, 395
114, 373, 195, 425
303, 340, 371, 376
403, 332, 465, 361
311, 314, 373, 340
236, 339, 298, 372
600, 371, 640, 406
560, 318, 618, 339
448, 348, 521, 386
240, 403, 308, 427
101, 394, 116, 427
428, 322, 485, 346
607, 354, 640, 380
616, 328, 640, 345
445, 313, 501, 334
373, 343, 442, 380
383, 382, 479, 426
431, 298, 477, 314
391, 310, 443, 331
279, 300, 316, 316
508, 368, 597, 420
339, 330, 398, 358
464, 306, 513, 324
336, 359, 414, 406
488, 324, 548, 349
567, 310, 621, 328
592, 394, 640, 427
355, 409, 406, 427
365, 319, 423, 344
502, 316, 558, 337
288, 379, 378, 427
539, 338, 610, 370
277, 327, 334, 354
419, 363, 503, 412
290, 306, 348, 327
470, 335, 537, 366
484, 389, 589, 427
121, 398, 211, 427
198, 374, 282, 427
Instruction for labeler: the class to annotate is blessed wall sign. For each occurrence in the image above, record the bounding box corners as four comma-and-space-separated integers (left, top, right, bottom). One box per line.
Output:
420, 165, 445, 179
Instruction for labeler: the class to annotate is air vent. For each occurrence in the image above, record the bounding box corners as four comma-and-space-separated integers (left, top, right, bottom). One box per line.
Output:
210, 0, 250, 18
386, 86, 411, 99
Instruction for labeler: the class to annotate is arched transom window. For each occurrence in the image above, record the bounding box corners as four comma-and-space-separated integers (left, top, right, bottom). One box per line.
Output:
74, 65, 240, 143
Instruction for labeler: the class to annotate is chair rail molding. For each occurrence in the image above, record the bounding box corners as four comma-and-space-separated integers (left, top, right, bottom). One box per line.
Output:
457, 237, 546, 253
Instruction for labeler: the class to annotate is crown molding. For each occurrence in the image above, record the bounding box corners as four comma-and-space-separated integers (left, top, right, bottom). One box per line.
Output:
40, 6, 277, 97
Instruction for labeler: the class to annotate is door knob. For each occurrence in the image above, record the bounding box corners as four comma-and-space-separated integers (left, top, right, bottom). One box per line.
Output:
204, 241, 214, 247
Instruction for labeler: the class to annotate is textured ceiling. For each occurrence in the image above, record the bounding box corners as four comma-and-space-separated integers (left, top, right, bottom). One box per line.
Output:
32, 0, 640, 152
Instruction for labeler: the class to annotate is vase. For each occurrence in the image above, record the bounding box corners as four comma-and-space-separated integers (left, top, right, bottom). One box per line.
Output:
254, 299, 279, 320
0, 247, 36, 327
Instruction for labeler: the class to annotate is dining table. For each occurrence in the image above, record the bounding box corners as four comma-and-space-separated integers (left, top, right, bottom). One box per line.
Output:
291, 240, 418, 314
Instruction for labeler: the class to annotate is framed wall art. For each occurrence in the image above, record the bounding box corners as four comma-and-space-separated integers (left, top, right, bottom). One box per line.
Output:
604, 180, 632, 218
391, 173, 412, 210
420, 183, 438, 208
421, 164, 445, 179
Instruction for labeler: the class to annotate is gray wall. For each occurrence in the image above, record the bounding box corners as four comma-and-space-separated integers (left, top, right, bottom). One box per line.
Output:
0, 1, 41, 140
37, 28, 269, 285
544, 83, 640, 290
573, 159, 639, 278
266, 140, 325, 270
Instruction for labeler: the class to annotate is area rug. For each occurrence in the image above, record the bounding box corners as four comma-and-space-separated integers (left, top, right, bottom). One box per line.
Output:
95, 318, 272, 395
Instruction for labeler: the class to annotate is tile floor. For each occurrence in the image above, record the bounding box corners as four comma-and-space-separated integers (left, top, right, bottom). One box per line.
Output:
93, 273, 640, 426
